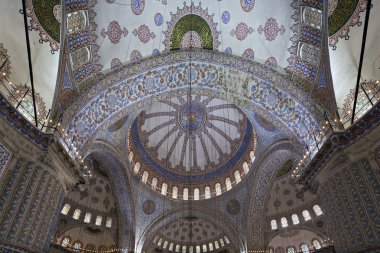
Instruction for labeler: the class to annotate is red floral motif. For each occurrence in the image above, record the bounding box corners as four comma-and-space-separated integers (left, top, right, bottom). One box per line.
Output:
133, 24, 156, 43
101, 21, 128, 44
258, 18, 285, 41
230, 22, 253, 41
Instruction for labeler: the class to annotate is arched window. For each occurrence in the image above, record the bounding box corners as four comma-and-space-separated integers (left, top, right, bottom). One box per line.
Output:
302, 6, 322, 29
172, 186, 178, 199
208, 243, 213, 251
219, 238, 225, 247
61, 204, 70, 215
202, 244, 207, 252
161, 183, 167, 196
142, 171, 148, 183
182, 245, 187, 253
250, 151, 255, 163
151, 177, 158, 190
84, 212, 91, 223
70, 46, 90, 69
183, 188, 189, 200
196, 246, 201, 253
106, 217, 112, 228
67, 10, 88, 33
169, 243, 174, 251
313, 205, 323, 216
224, 236, 230, 244
175, 244, 180, 253
271, 219, 278, 230
214, 241, 219, 249
95, 215, 102, 226
128, 151, 134, 162
298, 42, 320, 66
61, 237, 70, 248
134, 162, 140, 173
292, 214, 300, 225
312, 239, 322, 249
163, 241, 168, 249
215, 183, 222, 196
158, 238, 163, 246
73, 209, 81, 220
234, 170, 241, 183
189, 246, 193, 253
205, 186, 211, 199
243, 162, 249, 174
73, 242, 81, 252
300, 244, 310, 253
194, 188, 200, 200
302, 210, 311, 221
225, 178, 232, 191
287, 247, 295, 253
281, 217, 288, 228
153, 236, 159, 243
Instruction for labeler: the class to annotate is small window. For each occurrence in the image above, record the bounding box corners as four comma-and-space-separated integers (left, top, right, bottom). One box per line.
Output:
202, 244, 207, 252
106, 217, 112, 228
151, 177, 158, 190
158, 238, 163, 246
312, 239, 321, 249
281, 217, 288, 228
128, 151, 134, 162
287, 247, 295, 253
214, 241, 219, 249
194, 188, 200, 200
209, 243, 213, 251
271, 219, 278, 230
61, 204, 71, 215
161, 183, 168, 195
73, 242, 81, 252
169, 243, 174, 251
176, 244, 180, 253
243, 162, 249, 174
224, 236, 230, 244
84, 213, 91, 223
302, 6, 322, 29
183, 188, 189, 200
313, 205, 323, 216
302, 210, 311, 221
61, 237, 70, 248
189, 246, 193, 253
205, 186, 211, 199
134, 162, 140, 173
95, 215, 102, 226
153, 236, 159, 243
196, 246, 201, 253
234, 170, 241, 183
73, 209, 81, 220
163, 241, 168, 249
142, 171, 148, 183
292, 214, 300, 225
172, 186, 178, 199
70, 46, 90, 69
225, 178, 232, 191
215, 183, 222, 196
300, 244, 310, 253
219, 238, 225, 247
250, 151, 255, 163
182, 245, 187, 253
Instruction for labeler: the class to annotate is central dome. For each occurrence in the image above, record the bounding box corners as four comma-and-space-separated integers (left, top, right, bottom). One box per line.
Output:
128, 93, 256, 199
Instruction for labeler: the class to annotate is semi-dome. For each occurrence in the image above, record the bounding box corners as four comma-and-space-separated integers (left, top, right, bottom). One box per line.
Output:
128, 93, 256, 200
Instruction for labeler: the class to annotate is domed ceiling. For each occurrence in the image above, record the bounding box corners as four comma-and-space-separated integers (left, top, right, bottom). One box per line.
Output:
128, 94, 256, 199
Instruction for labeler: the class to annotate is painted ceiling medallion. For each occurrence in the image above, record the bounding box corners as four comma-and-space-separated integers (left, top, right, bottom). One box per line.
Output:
328, 0, 367, 49
101, 21, 128, 44
163, 2, 220, 51
26, 0, 61, 53
131, 0, 145, 15
258, 18, 285, 41
133, 24, 156, 44
230, 22, 253, 41
240, 0, 255, 12
178, 102, 207, 132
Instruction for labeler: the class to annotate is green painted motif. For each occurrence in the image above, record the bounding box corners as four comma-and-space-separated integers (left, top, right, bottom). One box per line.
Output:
328, 0, 359, 36
170, 14, 213, 50
33, 0, 61, 43
276, 159, 293, 177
